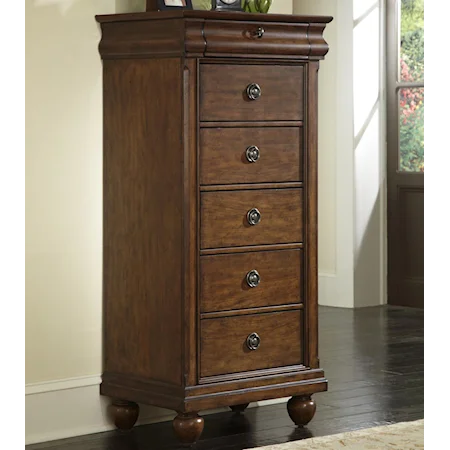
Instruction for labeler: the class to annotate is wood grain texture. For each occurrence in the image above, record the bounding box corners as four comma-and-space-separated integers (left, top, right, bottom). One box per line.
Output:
200, 243, 303, 256
97, 19, 185, 59
183, 60, 199, 387
200, 127, 302, 185
108, 401, 140, 431
287, 395, 317, 426
192, 367, 322, 393
100, 363, 324, 412
96, 11, 332, 438
101, 373, 185, 411
200, 189, 303, 249
102, 58, 183, 385
308, 24, 330, 58
200, 64, 304, 122
200, 121, 304, 128
304, 62, 320, 370
173, 413, 204, 445
200, 311, 303, 378
200, 249, 302, 313
200, 182, 303, 192
201, 304, 303, 320
203, 20, 310, 57
96, 12, 331, 60
184, 378, 326, 412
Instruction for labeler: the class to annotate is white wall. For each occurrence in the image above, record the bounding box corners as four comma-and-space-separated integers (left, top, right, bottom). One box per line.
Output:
353, 0, 386, 307
26, 0, 127, 444
270, 0, 293, 14
294, 0, 386, 308
26, 0, 113, 385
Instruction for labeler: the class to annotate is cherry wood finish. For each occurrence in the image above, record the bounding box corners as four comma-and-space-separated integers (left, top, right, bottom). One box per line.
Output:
200, 242, 303, 255
200, 189, 303, 249
96, 10, 331, 445
109, 401, 140, 431
200, 249, 302, 313
97, 11, 332, 60
287, 395, 317, 427
201, 304, 303, 320
230, 403, 250, 413
202, 20, 310, 57
173, 413, 205, 445
200, 64, 304, 122
200, 127, 302, 185
200, 311, 303, 378
102, 58, 184, 385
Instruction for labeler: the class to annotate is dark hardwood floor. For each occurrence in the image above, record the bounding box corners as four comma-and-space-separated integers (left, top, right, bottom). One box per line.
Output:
27, 306, 424, 450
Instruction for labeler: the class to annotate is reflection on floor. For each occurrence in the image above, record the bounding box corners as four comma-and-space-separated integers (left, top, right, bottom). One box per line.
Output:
27, 306, 424, 450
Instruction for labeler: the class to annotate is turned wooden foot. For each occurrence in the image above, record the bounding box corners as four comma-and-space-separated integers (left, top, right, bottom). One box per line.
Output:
109, 400, 140, 430
230, 403, 250, 413
287, 395, 316, 427
173, 412, 204, 445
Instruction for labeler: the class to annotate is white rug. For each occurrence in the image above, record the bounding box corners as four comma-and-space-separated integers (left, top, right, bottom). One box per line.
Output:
249, 420, 424, 449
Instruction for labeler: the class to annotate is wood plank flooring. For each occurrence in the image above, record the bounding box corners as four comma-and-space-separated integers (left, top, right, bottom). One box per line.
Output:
27, 306, 424, 450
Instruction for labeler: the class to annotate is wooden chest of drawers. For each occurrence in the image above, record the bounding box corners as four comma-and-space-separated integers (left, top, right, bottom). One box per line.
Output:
96, 9, 332, 445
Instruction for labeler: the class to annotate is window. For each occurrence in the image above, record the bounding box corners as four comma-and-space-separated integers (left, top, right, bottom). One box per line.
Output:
388, 0, 424, 172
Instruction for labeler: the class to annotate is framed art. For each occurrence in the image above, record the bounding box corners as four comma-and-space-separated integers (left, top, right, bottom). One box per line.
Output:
146, 0, 193, 10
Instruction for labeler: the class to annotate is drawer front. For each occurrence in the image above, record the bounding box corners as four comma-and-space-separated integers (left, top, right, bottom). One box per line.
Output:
203, 20, 310, 58
201, 250, 302, 313
201, 311, 302, 378
200, 64, 304, 122
200, 127, 302, 185
200, 189, 303, 249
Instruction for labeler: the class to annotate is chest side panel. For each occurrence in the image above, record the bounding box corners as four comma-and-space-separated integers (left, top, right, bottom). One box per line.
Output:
103, 58, 184, 385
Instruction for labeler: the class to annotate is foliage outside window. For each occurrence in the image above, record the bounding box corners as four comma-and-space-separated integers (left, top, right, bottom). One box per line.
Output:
399, 0, 424, 172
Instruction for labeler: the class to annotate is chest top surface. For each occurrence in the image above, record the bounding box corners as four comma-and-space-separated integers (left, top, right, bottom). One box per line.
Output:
95, 10, 332, 60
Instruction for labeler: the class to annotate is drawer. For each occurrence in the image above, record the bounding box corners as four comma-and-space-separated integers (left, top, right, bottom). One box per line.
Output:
200, 311, 302, 378
200, 189, 303, 249
200, 64, 304, 122
200, 250, 302, 313
203, 20, 310, 58
200, 127, 302, 185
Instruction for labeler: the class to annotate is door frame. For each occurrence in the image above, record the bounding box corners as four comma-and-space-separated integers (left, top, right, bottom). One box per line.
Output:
386, 0, 424, 307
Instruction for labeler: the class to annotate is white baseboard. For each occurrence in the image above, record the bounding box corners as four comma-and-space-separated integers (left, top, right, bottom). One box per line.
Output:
25, 376, 287, 445
319, 272, 339, 307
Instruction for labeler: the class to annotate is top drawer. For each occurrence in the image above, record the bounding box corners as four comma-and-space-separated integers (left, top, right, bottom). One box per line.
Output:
203, 20, 311, 58
200, 64, 304, 122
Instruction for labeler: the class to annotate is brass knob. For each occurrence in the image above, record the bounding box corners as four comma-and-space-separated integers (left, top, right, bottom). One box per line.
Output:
246, 270, 261, 288
254, 27, 265, 39
247, 208, 261, 226
245, 145, 260, 163
246, 332, 261, 351
246, 83, 262, 100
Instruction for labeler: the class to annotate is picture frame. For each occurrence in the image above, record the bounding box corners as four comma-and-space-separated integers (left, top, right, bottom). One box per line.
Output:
146, 0, 193, 10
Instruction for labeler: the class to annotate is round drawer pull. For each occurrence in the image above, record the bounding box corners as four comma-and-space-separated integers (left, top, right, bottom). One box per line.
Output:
246, 332, 261, 351
246, 83, 262, 100
254, 27, 265, 39
246, 270, 261, 288
247, 208, 261, 226
246, 145, 260, 163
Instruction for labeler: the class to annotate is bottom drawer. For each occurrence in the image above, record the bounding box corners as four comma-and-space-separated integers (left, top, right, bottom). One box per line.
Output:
200, 311, 302, 378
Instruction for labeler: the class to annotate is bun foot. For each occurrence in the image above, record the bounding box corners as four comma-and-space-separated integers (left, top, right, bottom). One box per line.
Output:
287, 395, 316, 427
173, 412, 204, 444
109, 400, 139, 430
230, 403, 250, 413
